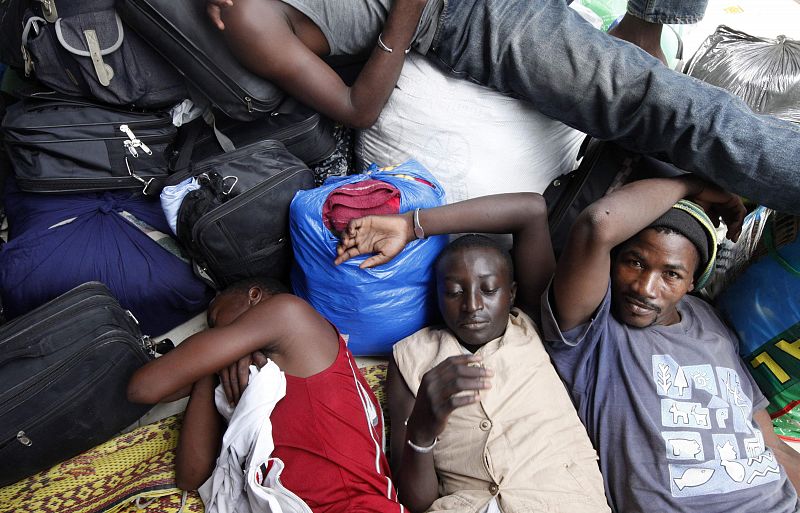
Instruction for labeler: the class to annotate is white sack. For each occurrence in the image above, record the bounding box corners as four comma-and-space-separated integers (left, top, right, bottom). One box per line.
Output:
356, 52, 585, 202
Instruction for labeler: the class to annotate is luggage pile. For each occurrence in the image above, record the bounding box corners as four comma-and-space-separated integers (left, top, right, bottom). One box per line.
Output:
0, 0, 349, 484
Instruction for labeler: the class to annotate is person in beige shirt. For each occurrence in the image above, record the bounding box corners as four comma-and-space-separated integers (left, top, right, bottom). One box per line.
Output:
335, 193, 610, 513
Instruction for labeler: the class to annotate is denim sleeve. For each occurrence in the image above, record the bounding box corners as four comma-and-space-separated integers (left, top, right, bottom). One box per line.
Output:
626, 0, 708, 24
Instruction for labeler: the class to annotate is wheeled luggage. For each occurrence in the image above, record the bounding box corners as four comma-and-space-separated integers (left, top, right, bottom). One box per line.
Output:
175, 140, 315, 288
118, 0, 285, 120
2, 92, 177, 194
0, 282, 157, 487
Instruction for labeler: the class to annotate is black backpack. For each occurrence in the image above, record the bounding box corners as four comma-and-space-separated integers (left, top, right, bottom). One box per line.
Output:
17, 0, 186, 107
175, 140, 315, 288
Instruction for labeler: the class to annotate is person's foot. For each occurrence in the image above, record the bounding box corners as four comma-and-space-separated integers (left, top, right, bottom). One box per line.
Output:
608, 13, 667, 65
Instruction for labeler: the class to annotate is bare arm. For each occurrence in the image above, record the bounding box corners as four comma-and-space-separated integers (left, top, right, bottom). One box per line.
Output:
755, 409, 800, 493
552, 176, 745, 331
388, 354, 493, 512
127, 295, 332, 404
387, 357, 438, 511
218, 0, 426, 128
174, 375, 223, 490
335, 193, 554, 316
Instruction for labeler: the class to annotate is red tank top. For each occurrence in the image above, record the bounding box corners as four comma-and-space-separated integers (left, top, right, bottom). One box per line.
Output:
270, 336, 402, 512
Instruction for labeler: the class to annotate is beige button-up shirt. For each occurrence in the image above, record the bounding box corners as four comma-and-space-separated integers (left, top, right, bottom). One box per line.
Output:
394, 309, 610, 513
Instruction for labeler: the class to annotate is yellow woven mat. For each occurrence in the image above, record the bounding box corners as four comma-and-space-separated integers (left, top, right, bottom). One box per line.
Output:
0, 364, 388, 513
0, 414, 202, 513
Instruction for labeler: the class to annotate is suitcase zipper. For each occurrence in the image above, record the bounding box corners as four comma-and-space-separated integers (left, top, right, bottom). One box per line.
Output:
5, 130, 175, 147
15, 174, 169, 193
0, 295, 126, 352
0, 296, 141, 363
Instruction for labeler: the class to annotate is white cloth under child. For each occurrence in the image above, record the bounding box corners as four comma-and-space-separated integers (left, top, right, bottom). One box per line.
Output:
198, 361, 311, 513
160, 177, 200, 235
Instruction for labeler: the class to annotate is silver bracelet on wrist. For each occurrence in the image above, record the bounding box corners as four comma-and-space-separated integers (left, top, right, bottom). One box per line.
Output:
404, 416, 437, 453
413, 208, 426, 239
377, 32, 411, 54
407, 436, 438, 453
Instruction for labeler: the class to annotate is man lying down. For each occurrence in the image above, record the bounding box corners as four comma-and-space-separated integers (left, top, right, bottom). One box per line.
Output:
129, 178, 799, 512
337, 176, 800, 512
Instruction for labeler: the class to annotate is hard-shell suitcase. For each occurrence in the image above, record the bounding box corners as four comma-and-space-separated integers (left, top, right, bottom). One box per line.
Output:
117, 0, 285, 120
2, 92, 177, 194
175, 140, 315, 289
0, 282, 157, 486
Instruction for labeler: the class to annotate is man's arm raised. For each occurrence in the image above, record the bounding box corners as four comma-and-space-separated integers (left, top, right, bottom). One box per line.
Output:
552, 176, 745, 331
335, 193, 554, 315
215, 0, 427, 128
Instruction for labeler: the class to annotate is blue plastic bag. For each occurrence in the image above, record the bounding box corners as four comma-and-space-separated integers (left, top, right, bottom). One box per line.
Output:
290, 161, 448, 355
717, 210, 800, 440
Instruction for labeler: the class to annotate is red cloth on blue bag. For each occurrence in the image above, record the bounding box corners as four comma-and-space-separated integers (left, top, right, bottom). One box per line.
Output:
321, 179, 401, 232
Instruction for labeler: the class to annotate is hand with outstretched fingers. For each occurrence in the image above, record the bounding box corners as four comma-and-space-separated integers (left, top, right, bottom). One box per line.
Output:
405, 355, 493, 446
207, 0, 233, 31
218, 350, 268, 406
334, 213, 414, 268
688, 179, 747, 243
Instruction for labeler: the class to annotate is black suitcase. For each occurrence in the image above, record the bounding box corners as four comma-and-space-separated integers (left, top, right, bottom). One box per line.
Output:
117, 0, 285, 121
175, 140, 315, 289
2, 92, 177, 194
544, 139, 685, 257
0, 282, 157, 486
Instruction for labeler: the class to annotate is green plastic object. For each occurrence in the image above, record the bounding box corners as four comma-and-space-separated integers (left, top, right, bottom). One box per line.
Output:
578, 0, 627, 31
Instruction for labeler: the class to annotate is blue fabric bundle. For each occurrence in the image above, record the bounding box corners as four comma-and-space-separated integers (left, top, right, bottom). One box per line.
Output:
0, 180, 213, 335
290, 161, 448, 355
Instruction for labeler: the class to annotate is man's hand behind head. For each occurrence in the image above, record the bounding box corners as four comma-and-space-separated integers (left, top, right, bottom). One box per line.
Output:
687, 180, 747, 243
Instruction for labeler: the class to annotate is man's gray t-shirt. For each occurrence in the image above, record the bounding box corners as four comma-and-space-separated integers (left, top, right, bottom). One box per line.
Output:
280, 0, 445, 55
541, 284, 799, 513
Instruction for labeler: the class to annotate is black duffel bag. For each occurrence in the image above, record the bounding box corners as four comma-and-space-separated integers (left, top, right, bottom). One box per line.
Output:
2, 92, 177, 194
0, 281, 157, 487
19, 0, 186, 108
174, 140, 315, 289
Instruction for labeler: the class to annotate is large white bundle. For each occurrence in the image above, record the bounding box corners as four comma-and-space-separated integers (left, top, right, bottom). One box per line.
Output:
356, 52, 585, 203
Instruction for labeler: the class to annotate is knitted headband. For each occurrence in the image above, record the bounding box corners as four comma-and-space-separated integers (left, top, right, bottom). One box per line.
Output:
648, 200, 717, 290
